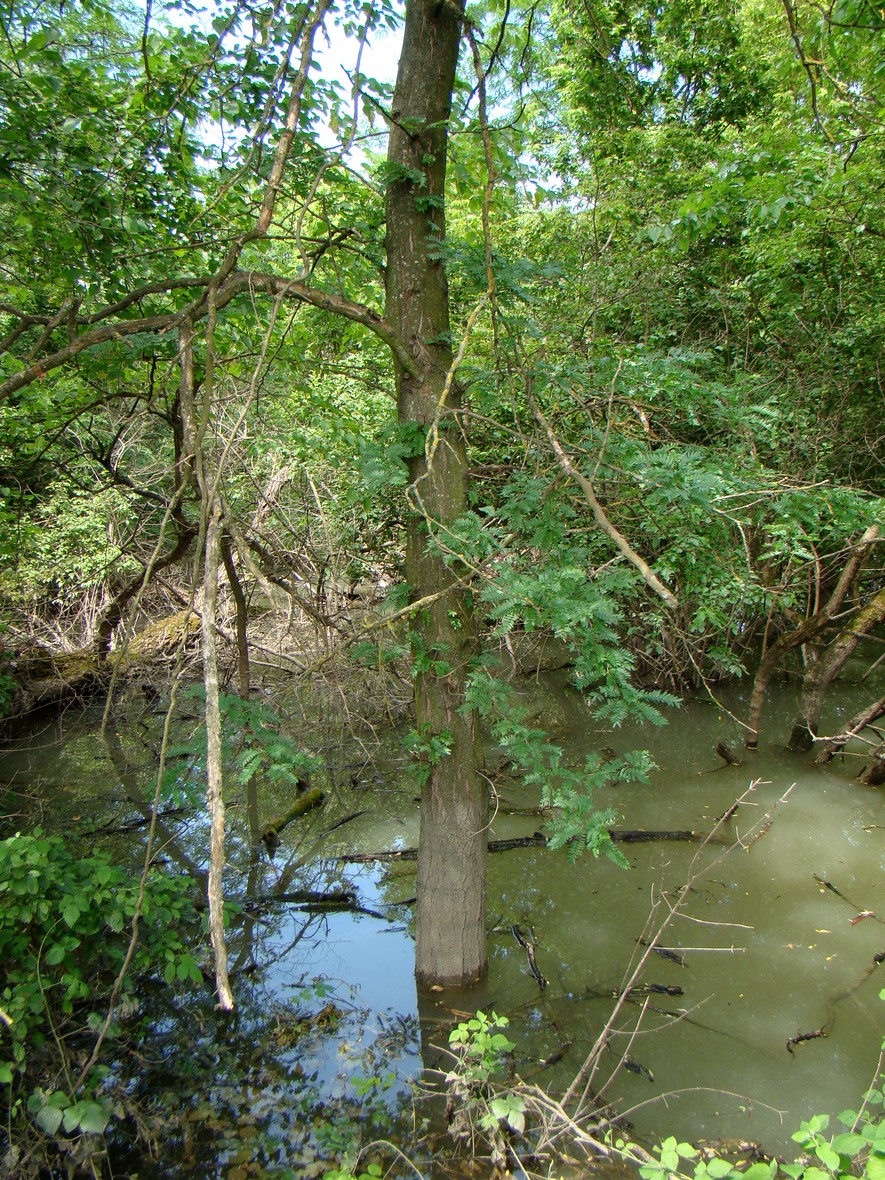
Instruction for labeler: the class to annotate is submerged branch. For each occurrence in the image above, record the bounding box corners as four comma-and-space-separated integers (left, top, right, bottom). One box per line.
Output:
337, 827, 728, 862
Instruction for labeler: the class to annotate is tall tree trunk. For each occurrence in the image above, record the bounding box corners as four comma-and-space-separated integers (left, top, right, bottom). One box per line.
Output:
386, 0, 488, 988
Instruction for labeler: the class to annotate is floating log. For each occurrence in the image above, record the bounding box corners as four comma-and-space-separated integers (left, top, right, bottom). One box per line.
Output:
263, 889, 356, 905
244, 889, 387, 920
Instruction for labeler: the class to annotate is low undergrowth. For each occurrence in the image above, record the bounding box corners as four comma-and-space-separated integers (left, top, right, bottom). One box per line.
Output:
323, 997, 885, 1180
0, 829, 202, 1175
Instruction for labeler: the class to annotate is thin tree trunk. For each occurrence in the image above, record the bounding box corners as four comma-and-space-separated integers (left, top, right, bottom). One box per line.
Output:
386, 0, 487, 988
203, 499, 235, 1010
745, 525, 879, 749
788, 587, 885, 752
221, 536, 250, 699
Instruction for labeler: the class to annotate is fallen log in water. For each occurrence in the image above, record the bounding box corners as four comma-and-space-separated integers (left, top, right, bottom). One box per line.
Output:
337, 827, 726, 863
8, 611, 202, 717
261, 787, 325, 856
243, 889, 388, 920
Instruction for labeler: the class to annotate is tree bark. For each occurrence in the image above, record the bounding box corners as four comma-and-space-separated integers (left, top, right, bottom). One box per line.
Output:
787, 586, 885, 752
386, 0, 488, 989
745, 525, 879, 749
858, 742, 885, 786
203, 498, 235, 1010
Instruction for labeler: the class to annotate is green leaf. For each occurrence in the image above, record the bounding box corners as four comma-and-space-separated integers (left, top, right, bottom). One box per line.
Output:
35, 1104, 64, 1134
704, 1159, 734, 1178
74, 1099, 111, 1134
832, 1133, 868, 1156
43, 942, 67, 966
742, 1165, 775, 1180
815, 1145, 841, 1171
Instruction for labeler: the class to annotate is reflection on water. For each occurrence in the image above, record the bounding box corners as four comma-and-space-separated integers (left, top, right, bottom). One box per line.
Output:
1, 671, 883, 1171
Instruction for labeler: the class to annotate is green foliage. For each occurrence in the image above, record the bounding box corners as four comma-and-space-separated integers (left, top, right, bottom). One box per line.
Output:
0, 828, 201, 1155
0, 645, 16, 716
464, 672, 652, 865
448, 1010, 516, 1082
323, 1163, 384, 1180
404, 723, 454, 786
626, 1098, 885, 1180
3, 481, 139, 612
26, 1089, 112, 1138
168, 692, 321, 801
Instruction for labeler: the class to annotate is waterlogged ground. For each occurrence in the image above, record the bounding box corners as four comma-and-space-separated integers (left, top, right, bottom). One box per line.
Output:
1, 667, 883, 1175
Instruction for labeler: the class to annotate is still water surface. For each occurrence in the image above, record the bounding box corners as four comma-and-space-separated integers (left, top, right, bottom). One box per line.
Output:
1, 672, 883, 1173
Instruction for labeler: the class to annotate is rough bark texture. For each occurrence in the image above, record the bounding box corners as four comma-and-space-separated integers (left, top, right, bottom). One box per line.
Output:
386, 0, 487, 988
221, 537, 251, 699
787, 586, 885, 752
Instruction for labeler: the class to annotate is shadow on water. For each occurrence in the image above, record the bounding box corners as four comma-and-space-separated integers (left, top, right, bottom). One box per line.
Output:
1, 670, 883, 1174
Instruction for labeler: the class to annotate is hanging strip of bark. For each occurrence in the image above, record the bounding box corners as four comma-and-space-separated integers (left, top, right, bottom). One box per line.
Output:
788, 585, 885, 752
815, 695, 885, 765
745, 524, 880, 749
203, 499, 234, 1009
533, 403, 679, 612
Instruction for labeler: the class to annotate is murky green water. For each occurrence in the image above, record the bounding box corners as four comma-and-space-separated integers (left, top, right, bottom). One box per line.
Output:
1, 667, 883, 1174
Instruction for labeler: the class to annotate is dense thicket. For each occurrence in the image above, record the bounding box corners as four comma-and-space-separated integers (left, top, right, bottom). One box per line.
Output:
0, 0, 883, 1166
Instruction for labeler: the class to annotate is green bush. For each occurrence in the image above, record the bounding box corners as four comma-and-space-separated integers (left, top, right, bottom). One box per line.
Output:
0, 829, 201, 1138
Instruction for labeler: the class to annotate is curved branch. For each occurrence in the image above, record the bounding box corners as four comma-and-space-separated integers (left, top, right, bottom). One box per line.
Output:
0, 269, 417, 402
533, 403, 679, 611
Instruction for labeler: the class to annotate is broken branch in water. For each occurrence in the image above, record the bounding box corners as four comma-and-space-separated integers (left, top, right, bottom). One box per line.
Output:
786, 1021, 833, 1054
512, 923, 548, 989
261, 786, 325, 856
